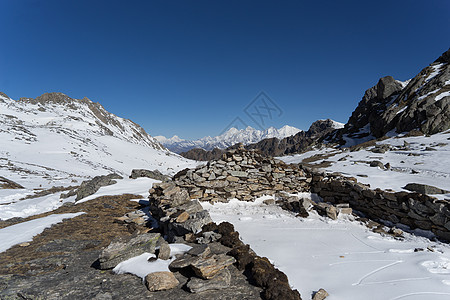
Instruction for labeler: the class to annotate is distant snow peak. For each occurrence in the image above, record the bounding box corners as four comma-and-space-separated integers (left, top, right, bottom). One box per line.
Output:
158, 125, 302, 153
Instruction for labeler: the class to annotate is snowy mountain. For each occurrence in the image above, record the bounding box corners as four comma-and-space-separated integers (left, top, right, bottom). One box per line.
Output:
155, 125, 301, 153
0, 92, 197, 189
180, 119, 344, 160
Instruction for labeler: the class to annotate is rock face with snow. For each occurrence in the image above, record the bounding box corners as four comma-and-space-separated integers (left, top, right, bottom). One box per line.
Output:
156, 125, 301, 153
330, 48, 450, 146
0, 92, 195, 188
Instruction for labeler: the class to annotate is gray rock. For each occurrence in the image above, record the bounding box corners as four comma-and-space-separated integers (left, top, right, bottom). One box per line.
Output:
313, 288, 329, 300
70, 173, 123, 201
171, 210, 213, 235
369, 161, 385, 169
157, 240, 171, 260
196, 231, 222, 244
145, 271, 179, 291
98, 233, 160, 269
129, 169, 168, 181
229, 171, 248, 178
188, 244, 211, 258
190, 254, 236, 279
403, 183, 449, 194
169, 255, 201, 269
187, 268, 231, 293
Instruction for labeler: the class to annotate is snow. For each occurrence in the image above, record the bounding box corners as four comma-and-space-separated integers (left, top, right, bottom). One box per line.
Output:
0, 212, 84, 252
113, 244, 192, 280
279, 130, 450, 198
435, 91, 450, 101
395, 106, 407, 115
425, 63, 444, 82
202, 196, 450, 300
0, 191, 76, 220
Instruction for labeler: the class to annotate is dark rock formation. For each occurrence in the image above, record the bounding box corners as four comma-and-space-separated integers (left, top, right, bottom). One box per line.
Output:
329, 48, 450, 145
129, 169, 169, 181
61, 173, 123, 201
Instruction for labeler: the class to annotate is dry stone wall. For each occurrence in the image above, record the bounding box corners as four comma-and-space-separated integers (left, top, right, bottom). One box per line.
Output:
167, 148, 450, 242
173, 147, 311, 203
309, 171, 450, 241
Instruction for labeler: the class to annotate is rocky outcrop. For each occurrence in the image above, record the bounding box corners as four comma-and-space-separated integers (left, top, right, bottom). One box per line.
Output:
0, 176, 24, 189
329, 48, 450, 145
98, 233, 160, 269
61, 173, 123, 201
129, 169, 169, 181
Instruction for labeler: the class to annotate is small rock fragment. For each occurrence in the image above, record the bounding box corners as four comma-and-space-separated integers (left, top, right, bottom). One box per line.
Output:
157, 241, 171, 260
176, 211, 189, 223
313, 288, 329, 300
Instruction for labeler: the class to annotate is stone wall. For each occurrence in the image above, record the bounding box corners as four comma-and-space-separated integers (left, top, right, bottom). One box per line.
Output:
308, 171, 450, 241
173, 147, 310, 203
170, 148, 450, 242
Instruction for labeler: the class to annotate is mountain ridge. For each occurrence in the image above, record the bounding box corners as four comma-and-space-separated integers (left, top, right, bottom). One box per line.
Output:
0, 92, 195, 189
155, 125, 302, 153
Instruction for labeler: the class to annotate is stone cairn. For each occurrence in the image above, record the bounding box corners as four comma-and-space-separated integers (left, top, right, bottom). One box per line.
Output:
172, 147, 311, 203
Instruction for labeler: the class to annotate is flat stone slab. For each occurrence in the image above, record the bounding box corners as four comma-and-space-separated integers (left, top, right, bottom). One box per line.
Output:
187, 268, 231, 293
98, 233, 160, 269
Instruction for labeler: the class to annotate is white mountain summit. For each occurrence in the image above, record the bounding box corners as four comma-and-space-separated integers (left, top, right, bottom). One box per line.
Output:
155, 125, 302, 153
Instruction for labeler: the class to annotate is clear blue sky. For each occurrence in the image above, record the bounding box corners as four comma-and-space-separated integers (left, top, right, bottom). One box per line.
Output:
1, 0, 449, 139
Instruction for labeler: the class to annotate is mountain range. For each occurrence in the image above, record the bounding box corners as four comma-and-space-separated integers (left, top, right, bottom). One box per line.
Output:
181, 48, 450, 160
155, 125, 302, 153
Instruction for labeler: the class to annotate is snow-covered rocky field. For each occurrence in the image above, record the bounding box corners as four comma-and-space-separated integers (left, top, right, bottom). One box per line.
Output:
203, 196, 450, 300
279, 130, 450, 199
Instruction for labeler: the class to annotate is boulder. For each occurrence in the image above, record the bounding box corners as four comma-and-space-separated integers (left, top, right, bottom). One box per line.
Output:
313, 288, 329, 300
403, 183, 449, 195
190, 254, 236, 279
145, 271, 179, 291
187, 268, 231, 293
98, 233, 160, 269
129, 169, 168, 181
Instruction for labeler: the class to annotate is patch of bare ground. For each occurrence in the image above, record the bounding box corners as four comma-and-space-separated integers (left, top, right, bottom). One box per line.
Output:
299, 152, 338, 168
0, 194, 144, 275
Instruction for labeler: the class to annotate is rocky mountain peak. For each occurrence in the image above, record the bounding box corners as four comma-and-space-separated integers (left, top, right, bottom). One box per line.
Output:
434, 48, 450, 64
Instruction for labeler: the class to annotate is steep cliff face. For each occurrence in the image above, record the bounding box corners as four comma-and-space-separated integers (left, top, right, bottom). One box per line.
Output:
330, 48, 450, 146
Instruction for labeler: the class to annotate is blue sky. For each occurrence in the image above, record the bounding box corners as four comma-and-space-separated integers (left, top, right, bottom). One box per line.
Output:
1, 0, 449, 139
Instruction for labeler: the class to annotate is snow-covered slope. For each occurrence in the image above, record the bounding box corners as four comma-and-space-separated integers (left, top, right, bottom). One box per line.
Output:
155, 125, 301, 153
0, 92, 197, 189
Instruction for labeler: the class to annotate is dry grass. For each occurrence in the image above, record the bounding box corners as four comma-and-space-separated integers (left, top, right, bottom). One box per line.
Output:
0, 194, 145, 275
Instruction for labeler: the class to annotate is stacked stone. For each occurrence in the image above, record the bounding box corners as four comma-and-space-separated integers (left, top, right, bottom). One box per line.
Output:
148, 181, 213, 242
173, 148, 311, 203
146, 174, 302, 299
310, 171, 450, 241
